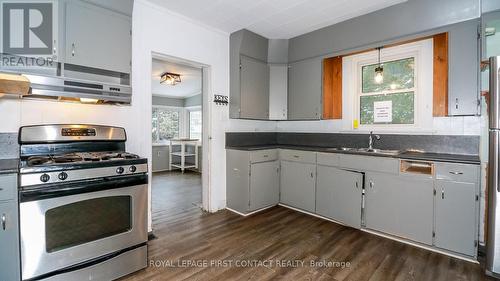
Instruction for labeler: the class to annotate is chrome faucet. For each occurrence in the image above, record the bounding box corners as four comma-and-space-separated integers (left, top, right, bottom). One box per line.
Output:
368, 131, 380, 150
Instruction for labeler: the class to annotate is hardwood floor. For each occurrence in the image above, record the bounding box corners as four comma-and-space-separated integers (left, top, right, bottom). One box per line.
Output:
121, 171, 494, 281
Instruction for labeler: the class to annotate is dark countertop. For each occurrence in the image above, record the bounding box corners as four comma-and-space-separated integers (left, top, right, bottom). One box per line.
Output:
226, 145, 481, 165
0, 158, 19, 174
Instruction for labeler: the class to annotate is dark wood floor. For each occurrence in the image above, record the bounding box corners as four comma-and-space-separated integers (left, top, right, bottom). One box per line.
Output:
121, 171, 494, 281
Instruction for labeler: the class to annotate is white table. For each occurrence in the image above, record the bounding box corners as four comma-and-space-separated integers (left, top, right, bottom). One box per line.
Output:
169, 139, 199, 173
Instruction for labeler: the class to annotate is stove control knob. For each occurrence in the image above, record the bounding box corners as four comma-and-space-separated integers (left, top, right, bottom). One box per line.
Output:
40, 174, 50, 182
129, 166, 137, 173
58, 172, 68, 181
116, 167, 124, 174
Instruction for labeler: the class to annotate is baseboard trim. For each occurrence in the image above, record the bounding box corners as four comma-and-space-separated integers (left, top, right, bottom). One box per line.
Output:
226, 205, 275, 217
276, 203, 478, 264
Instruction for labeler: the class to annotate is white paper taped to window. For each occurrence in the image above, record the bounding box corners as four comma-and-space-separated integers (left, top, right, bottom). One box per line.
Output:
373, 100, 392, 123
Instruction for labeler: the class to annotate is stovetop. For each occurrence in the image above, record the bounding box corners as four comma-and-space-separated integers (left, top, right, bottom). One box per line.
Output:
19, 151, 147, 174
25, 152, 140, 166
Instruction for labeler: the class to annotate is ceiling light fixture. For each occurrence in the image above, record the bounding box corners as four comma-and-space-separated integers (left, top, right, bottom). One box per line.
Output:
160, 72, 181, 85
374, 47, 384, 84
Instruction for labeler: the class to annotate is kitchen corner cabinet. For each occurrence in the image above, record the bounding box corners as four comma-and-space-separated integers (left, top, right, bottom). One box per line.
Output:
280, 160, 316, 212
65, 1, 132, 73
239, 56, 270, 119
316, 165, 363, 228
364, 172, 434, 245
0, 174, 20, 281
226, 149, 279, 214
288, 57, 322, 120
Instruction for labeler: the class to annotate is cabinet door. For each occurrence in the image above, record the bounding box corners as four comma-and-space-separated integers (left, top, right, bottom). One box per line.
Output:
65, 1, 131, 73
434, 180, 477, 256
240, 56, 269, 119
316, 166, 363, 228
365, 173, 434, 244
448, 20, 479, 115
280, 161, 316, 212
152, 146, 169, 172
249, 161, 279, 211
288, 57, 322, 120
0, 201, 20, 281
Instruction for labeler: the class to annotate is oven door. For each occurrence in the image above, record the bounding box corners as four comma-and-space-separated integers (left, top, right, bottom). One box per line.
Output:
19, 175, 148, 281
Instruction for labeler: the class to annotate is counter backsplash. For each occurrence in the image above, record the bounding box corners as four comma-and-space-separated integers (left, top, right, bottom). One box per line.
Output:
0, 133, 18, 159
226, 132, 480, 156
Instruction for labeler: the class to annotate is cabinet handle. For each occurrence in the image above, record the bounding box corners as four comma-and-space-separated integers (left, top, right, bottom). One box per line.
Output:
0, 188, 3, 191
1, 214, 5, 230
310, 172, 314, 178
263, 155, 268, 158
355, 181, 359, 189
293, 155, 300, 158
369, 180, 374, 189
53, 39, 57, 54
441, 188, 445, 199
71, 43, 75, 56
449, 171, 463, 175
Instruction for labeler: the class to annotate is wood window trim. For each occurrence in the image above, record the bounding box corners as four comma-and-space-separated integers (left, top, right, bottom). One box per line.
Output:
322, 57, 342, 119
321, 32, 449, 119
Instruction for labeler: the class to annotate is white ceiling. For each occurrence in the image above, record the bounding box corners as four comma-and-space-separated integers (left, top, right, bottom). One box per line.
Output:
151, 59, 202, 98
82, 0, 134, 16
148, 0, 407, 39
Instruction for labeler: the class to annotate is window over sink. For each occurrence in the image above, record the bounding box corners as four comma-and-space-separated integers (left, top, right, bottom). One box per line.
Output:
343, 38, 433, 131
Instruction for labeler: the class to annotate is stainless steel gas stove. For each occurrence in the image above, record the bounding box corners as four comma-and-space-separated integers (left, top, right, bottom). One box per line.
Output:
18, 124, 148, 281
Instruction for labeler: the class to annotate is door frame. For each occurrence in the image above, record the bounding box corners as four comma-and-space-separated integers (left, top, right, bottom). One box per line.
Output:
149, 51, 212, 214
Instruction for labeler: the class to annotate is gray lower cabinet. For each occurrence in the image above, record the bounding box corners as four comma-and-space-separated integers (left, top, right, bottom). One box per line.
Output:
280, 160, 316, 212
316, 166, 363, 228
152, 146, 169, 172
434, 180, 478, 256
239, 56, 270, 119
0, 174, 20, 281
365, 172, 434, 245
287, 57, 322, 120
227, 149, 279, 214
250, 161, 280, 210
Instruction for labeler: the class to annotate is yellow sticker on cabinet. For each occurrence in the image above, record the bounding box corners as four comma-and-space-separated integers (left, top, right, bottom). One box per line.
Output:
353, 119, 359, 129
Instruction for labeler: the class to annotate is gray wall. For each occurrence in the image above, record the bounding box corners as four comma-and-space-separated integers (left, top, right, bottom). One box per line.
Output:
184, 94, 202, 107
152, 95, 184, 107
288, 0, 479, 62
153, 94, 202, 107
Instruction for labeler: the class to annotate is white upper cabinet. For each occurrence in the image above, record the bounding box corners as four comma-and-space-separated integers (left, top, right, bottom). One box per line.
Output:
65, 1, 131, 73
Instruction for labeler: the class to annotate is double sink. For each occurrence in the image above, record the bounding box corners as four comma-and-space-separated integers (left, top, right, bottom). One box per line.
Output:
325, 147, 403, 156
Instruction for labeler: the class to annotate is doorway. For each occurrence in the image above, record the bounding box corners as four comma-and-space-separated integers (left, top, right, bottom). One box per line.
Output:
150, 54, 207, 223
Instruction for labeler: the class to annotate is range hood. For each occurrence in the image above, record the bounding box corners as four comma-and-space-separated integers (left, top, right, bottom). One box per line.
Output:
0, 55, 132, 105
0, 73, 30, 96
23, 73, 132, 104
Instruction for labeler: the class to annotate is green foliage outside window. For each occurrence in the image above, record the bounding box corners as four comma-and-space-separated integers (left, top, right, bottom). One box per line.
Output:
360, 57, 415, 125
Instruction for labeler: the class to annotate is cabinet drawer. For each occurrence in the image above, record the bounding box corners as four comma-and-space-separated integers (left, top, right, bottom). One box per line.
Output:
338, 154, 398, 174
0, 174, 16, 201
317, 152, 340, 167
435, 163, 479, 183
250, 149, 278, 163
279, 149, 316, 163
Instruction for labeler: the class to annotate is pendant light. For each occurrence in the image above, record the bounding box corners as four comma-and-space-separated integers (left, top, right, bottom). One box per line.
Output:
374, 47, 384, 84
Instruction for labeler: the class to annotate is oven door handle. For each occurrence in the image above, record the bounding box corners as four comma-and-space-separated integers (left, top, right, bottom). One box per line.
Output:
20, 174, 148, 202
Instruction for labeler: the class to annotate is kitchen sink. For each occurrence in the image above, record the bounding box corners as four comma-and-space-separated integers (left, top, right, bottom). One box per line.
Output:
355, 148, 401, 155
325, 147, 400, 156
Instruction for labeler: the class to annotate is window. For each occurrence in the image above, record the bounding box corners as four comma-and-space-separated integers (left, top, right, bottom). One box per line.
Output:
189, 110, 202, 140
343, 38, 433, 131
152, 107, 179, 142
359, 57, 416, 125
